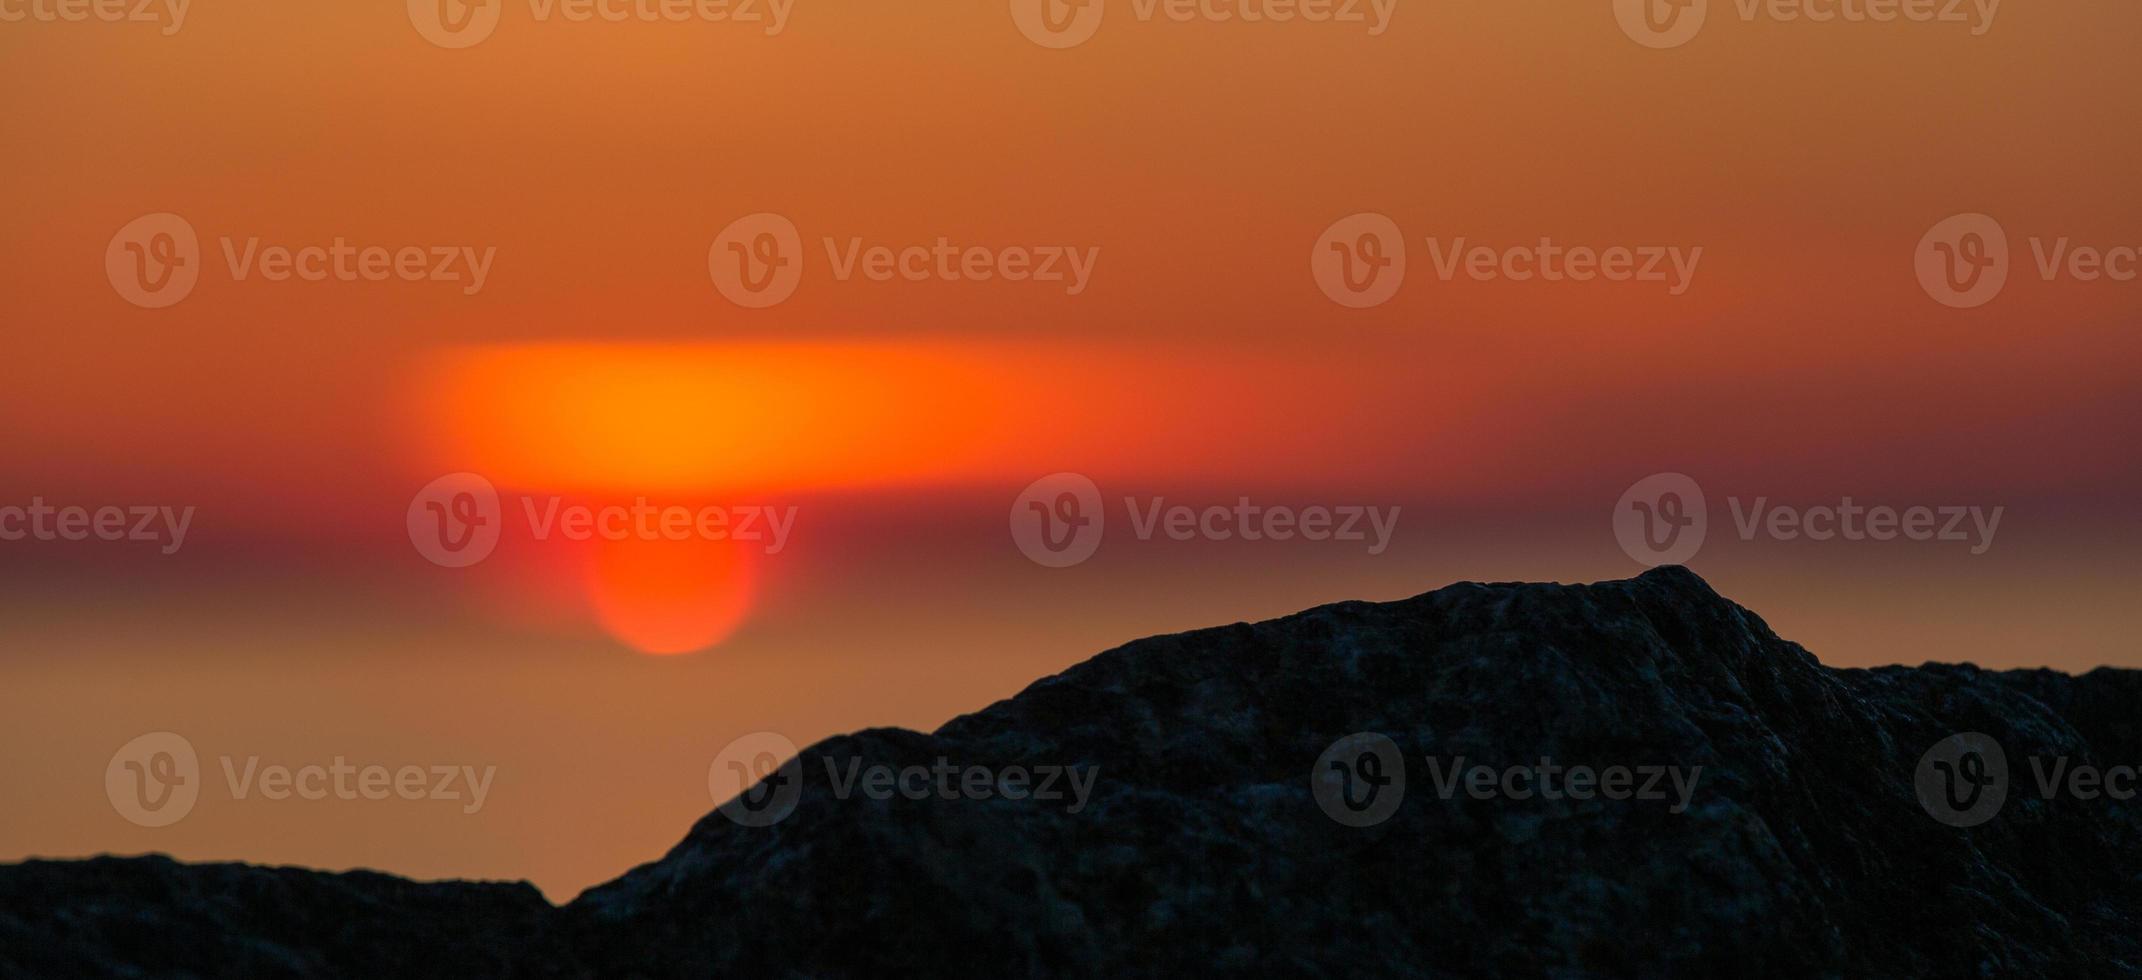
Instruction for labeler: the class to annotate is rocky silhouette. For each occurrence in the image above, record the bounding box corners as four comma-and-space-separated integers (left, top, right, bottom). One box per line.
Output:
8, 567, 2141, 978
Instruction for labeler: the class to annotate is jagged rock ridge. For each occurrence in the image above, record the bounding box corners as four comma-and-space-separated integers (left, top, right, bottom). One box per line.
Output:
8, 568, 2141, 978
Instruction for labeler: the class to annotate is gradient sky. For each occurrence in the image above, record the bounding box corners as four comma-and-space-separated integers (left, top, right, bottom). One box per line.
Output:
2, 1, 2138, 899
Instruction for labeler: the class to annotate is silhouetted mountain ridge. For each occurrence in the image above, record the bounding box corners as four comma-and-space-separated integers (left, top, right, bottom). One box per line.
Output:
9, 568, 2141, 978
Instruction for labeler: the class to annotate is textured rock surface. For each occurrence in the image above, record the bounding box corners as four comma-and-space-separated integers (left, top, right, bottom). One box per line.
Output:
8, 568, 2142, 978
0, 855, 576, 978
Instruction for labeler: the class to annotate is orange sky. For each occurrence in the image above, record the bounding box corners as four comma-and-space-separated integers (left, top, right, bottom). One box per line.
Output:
2, 1, 2138, 899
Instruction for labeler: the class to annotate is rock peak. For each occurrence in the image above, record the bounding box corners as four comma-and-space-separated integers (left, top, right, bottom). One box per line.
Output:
8, 572, 2140, 978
